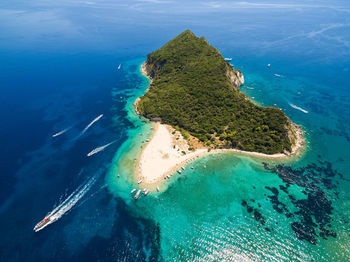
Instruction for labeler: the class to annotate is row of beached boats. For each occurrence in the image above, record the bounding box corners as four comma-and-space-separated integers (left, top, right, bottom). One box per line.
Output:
130, 163, 207, 200
130, 187, 152, 200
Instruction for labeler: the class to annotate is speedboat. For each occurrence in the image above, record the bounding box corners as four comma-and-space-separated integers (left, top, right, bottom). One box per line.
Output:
34, 216, 55, 232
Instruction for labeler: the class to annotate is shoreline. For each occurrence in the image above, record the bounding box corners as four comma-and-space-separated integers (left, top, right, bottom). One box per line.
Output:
134, 62, 305, 185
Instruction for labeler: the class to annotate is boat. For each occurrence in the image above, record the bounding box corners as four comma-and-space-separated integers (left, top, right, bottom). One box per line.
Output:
177, 170, 182, 174
204, 165, 207, 168
191, 167, 194, 169
143, 188, 149, 195
87, 140, 115, 157
117, 64, 121, 70
34, 216, 55, 232
138, 179, 143, 184
224, 58, 232, 61
117, 174, 120, 178
131, 189, 136, 194
181, 166, 185, 170
156, 186, 160, 192
134, 190, 141, 200
52, 128, 69, 138
267, 64, 271, 67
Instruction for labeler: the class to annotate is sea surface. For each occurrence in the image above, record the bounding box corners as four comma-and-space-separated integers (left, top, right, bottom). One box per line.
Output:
0, 1, 350, 261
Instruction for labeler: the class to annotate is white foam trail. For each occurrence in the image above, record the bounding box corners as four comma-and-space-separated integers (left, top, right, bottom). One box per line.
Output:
34, 176, 96, 232
87, 140, 116, 157
50, 177, 95, 220
81, 114, 103, 134
52, 127, 71, 138
289, 103, 309, 114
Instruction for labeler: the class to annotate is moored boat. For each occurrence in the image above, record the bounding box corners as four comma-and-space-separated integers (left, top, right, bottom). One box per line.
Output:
134, 190, 141, 200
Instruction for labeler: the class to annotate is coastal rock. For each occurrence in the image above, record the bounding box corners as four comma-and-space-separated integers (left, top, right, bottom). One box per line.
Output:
227, 68, 244, 88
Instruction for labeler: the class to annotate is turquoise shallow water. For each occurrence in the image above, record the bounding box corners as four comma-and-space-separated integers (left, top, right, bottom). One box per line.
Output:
107, 56, 350, 261
1, 1, 350, 261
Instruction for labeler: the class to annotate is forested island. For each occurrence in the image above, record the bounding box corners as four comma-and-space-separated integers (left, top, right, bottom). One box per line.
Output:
137, 30, 302, 155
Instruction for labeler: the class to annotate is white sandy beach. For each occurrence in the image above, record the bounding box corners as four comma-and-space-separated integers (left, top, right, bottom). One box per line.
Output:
137, 121, 304, 184
138, 123, 207, 183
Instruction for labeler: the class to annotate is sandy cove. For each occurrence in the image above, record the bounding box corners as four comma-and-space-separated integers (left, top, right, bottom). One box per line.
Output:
137, 123, 207, 184
136, 121, 305, 184
135, 62, 305, 185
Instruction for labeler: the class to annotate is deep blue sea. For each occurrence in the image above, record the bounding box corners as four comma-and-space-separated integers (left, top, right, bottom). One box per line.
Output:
1, 1, 350, 261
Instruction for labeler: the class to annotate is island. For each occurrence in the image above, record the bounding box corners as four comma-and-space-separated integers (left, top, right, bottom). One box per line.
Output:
134, 30, 304, 184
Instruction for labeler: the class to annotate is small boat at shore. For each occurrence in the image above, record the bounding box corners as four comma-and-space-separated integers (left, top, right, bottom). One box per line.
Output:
156, 186, 160, 192
131, 189, 136, 194
134, 190, 141, 200
177, 170, 182, 174
224, 58, 232, 61
138, 179, 143, 184
143, 188, 149, 195
181, 166, 185, 171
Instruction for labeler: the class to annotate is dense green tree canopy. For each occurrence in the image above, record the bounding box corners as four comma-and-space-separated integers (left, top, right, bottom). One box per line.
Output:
137, 30, 294, 154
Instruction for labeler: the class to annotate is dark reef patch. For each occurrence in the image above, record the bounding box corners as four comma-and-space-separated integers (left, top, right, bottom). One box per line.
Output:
262, 160, 343, 244
241, 200, 266, 226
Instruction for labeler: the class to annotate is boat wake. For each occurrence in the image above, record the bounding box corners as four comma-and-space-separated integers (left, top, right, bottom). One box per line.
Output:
52, 127, 71, 138
81, 114, 103, 135
87, 140, 116, 157
34, 176, 96, 232
289, 103, 309, 114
